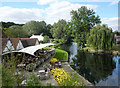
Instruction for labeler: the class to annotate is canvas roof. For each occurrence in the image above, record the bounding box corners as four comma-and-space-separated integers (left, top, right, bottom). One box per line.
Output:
18, 43, 55, 56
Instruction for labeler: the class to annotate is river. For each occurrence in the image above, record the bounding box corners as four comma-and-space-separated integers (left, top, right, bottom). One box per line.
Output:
60, 42, 120, 86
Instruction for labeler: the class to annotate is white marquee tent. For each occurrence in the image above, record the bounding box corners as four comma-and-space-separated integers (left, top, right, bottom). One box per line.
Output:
18, 43, 55, 56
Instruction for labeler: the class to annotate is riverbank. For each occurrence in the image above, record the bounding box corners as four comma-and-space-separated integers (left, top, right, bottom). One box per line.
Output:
83, 47, 120, 56
62, 62, 94, 86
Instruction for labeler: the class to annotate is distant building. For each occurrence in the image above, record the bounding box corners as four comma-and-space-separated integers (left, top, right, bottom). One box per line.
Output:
30, 34, 44, 41
115, 34, 120, 45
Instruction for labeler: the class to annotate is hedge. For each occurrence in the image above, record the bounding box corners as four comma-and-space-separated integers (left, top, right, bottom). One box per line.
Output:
54, 49, 68, 61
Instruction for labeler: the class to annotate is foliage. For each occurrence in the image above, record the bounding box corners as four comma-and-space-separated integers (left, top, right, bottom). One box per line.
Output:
51, 68, 85, 87
4, 25, 26, 38
0, 65, 2, 87
1, 21, 24, 29
26, 63, 36, 71
25, 74, 42, 86
2, 53, 24, 86
43, 35, 50, 43
50, 58, 58, 63
43, 64, 51, 70
54, 49, 68, 61
87, 24, 115, 50
2, 66, 15, 86
22, 21, 52, 37
70, 6, 101, 47
50, 19, 72, 44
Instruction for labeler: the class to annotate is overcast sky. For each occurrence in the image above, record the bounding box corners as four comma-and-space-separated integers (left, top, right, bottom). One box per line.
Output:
0, 0, 119, 32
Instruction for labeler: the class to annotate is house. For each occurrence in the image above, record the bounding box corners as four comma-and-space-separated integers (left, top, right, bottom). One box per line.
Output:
2, 38, 15, 53
1, 38, 39, 53
21, 38, 39, 48
10, 38, 24, 50
30, 34, 44, 41
115, 34, 120, 45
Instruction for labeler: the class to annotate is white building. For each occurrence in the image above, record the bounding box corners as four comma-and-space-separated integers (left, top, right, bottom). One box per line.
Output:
30, 34, 44, 41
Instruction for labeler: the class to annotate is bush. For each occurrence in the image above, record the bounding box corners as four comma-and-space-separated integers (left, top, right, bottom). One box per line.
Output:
25, 74, 42, 86
54, 49, 68, 61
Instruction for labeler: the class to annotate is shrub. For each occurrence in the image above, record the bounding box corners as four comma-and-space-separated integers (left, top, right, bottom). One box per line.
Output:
54, 49, 68, 61
50, 58, 58, 63
25, 74, 42, 86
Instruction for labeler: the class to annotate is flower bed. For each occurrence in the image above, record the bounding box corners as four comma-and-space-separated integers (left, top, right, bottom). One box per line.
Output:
51, 68, 81, 86
51, 68, 70, 85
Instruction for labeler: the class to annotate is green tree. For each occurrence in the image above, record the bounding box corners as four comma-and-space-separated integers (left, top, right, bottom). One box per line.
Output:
22, 21, 39, 36
46, 24, 53, 38
43, 35, 50, 43
22, 21, 52, 37
70, 6, 101, 48
87, 24, 115, 50
5, 25, 26, 38
51, 19, 72, 44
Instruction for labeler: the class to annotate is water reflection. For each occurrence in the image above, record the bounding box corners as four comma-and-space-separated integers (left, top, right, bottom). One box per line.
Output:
59, 42, 120, 86
71, 50, 119, 86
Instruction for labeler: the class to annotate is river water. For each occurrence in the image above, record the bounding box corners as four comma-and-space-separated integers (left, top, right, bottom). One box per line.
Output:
60, 42, 120, 86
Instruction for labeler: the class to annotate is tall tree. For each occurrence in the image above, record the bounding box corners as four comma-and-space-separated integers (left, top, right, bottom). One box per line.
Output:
87, 24, 115, 50
70, 6, 101, 47
50, 19, 72, 44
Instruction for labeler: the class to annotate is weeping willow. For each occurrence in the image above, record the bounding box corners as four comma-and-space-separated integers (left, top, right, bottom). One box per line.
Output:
87, 24, 115, 50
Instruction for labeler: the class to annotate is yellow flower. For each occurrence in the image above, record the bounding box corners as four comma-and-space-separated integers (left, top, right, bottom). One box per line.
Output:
50, 58, 58, 63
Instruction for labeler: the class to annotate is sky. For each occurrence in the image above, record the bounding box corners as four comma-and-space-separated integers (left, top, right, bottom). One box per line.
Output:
0, 0, 119, 32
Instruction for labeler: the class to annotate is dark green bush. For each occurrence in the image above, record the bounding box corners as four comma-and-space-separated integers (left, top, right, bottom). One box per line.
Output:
54, 49, 68, 61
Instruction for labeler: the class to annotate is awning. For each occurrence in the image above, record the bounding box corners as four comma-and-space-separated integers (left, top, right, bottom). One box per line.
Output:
18, 43, 55, 56
2, 43, 55, 56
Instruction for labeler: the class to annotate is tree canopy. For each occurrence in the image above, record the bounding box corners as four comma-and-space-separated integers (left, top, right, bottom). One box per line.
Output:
22, 21, 52, 37
50, 19, 72, 44
5, 25, 26, 38
87, 24, 115, 49
70, 6, 101, 47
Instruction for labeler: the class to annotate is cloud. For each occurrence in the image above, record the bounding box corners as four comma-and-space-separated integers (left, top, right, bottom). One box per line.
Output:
44, 1, 98, 24
109, 1, 119, 6
37, 0, 57, 5
66, 0, 119, 2
0, 1, 98, 25
0, 6, 44, 24
101, 17, 118, 32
